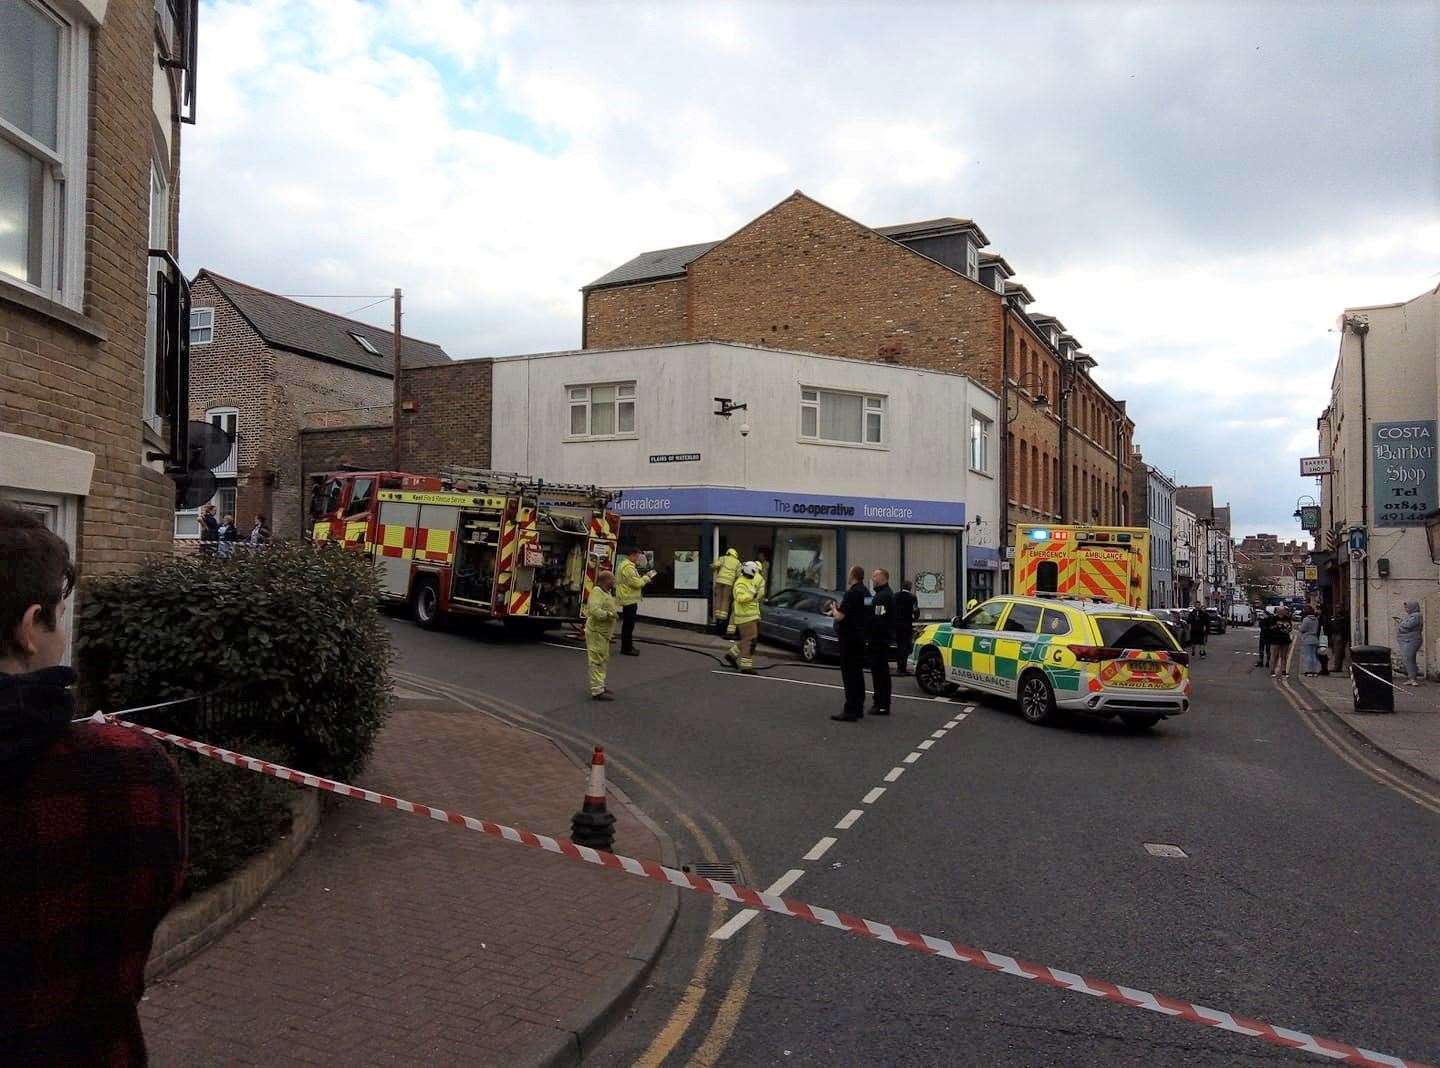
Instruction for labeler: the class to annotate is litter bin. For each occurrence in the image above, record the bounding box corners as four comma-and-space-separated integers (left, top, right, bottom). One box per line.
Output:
1349, 645, 1394, 713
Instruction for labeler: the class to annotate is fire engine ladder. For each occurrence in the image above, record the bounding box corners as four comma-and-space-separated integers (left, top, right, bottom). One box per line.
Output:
439, 465, 615, 507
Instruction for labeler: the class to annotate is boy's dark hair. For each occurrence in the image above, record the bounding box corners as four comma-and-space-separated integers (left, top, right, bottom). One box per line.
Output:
0, 503, 76, 660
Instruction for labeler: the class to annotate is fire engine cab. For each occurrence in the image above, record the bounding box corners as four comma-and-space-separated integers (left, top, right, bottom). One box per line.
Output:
308, 466, 620, 628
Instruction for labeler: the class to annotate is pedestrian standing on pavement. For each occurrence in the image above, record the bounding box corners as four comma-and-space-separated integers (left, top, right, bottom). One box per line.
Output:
865, 568, 895, 716
198, 504, 219, 555
1395, 600, 1425, 686
1187, 604, 1208, 659
1257, 608, 1274, 667
248, 514, 271, 546
1270, 608, 1294, 678
1316, 608, 1331, 675
615, 548, 656, 657
583, 571, 620, 701
0, 504, 186, 1064
724, 562, 762, 674
711, 548, 741, 634
1329, 608, 1350, 673
1297, 606, 1321, 676
828, 565, 871, 722
893, 580, 919, 676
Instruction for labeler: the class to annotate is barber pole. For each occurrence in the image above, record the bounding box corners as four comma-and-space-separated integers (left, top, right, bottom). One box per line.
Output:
570, 745, 617, 851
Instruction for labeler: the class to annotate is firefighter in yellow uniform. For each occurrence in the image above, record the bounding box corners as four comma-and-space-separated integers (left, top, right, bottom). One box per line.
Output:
725, 562, 762, 674
584, 571, 619, 701
616, 548, 655, 656
711, 547, 741, 632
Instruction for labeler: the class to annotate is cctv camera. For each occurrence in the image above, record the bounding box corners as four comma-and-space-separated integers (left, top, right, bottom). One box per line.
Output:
739, 423, 751, 437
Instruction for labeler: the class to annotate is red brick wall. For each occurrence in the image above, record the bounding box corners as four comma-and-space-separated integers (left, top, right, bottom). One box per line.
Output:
299, 425, 394, 482
583, 279, 689, 349
684, 193, 1004, 387
398, 361, 493, 476
0, 3, 178, 573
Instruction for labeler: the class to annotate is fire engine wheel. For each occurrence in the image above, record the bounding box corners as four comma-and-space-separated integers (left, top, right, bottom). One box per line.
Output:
1018, 670, 1057, 726
412, 580, 441, 629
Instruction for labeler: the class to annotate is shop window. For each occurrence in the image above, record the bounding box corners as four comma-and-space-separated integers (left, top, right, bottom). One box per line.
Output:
800, 388, 885, 446
568, 382, 636, 439
616, 522, 702, 597
776, 527, 837, 590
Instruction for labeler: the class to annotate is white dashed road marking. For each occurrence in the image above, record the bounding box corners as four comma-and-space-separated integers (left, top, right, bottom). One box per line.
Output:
803, 837, 838, 862
862, 787, 885, 804
903, 751, 923, 764
885, 767, 906, 782
710, 868, 806, 941
835, 809, 864, 830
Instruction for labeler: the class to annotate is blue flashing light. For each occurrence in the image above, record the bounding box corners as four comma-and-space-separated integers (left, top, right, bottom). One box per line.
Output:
1029, 529, 1051, 541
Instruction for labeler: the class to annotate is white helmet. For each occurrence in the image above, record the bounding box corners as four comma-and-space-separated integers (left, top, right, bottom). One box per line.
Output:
741, 561, 758, 577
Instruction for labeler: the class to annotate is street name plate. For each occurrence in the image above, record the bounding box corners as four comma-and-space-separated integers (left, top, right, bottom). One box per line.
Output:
649, 453, 701, 464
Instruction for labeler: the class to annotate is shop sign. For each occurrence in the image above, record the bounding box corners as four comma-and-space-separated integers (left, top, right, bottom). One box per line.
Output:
1298, 505, 1321, 531
1304, 565, 1318, 581
1299, 456, 1333, 476
613, 486, 967, 527
913, 570, 945, 610
1372, 420, 1437, 527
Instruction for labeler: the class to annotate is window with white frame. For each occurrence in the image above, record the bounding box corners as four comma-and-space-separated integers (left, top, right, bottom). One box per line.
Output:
799, 388, 885, 446
0, 0, 89, 309
190, 307, 214, 345
965, 241, 979, 280
207, 406, 238, 476
568, 382, 635, 438
349, 331, 381, 356
969, 411, 992, 474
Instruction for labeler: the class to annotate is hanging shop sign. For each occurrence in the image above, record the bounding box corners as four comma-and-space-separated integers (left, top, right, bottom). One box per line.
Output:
1371, 420, 1437, 527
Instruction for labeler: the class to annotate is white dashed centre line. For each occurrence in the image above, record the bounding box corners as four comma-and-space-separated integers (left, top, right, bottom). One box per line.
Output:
862, 787, 885, 804
931, 729, 949, 739
835, 809, 864, 830
803, 837, 837, 862
885, 766, 906, 782
903, 751, 923, 764
710, 868, 806, 941
918, 739, 936, 750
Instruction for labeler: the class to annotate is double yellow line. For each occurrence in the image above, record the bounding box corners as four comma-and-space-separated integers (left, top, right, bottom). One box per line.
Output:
1275, 678, 1440, 816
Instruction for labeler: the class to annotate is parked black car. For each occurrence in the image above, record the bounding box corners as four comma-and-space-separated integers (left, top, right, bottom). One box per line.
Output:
1205, 608, 1227, 634
758, 587, 844, 662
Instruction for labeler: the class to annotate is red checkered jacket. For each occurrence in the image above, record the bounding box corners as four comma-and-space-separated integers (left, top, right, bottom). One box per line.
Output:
0, 667, 186, 1066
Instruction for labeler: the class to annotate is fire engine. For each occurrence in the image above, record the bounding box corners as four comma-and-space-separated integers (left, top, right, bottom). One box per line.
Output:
1012, 524, 1150, 608
307, 465, 620, 628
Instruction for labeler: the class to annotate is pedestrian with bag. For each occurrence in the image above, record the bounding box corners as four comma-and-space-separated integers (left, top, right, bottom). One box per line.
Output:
865, 568, 895, 716
0, 504, 186, 1064
583, 571, 620, 701
828, 565, 871, 722
724, 561, 763, 674
615, 548, 656, 657
893, 580, 919, 675
1297, 606, 1321, 676
710, 548, 741, 633
1270, 607, 1294, 678
1316, 609, 1331, 675
1395, 600, 1425, 686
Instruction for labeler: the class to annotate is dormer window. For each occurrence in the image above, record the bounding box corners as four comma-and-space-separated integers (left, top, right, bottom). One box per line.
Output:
349, 332, 381, 356
965, 242, 979, 280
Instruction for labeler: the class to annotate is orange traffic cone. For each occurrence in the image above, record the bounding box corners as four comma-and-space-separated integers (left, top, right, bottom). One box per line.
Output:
570, 745, 617, 851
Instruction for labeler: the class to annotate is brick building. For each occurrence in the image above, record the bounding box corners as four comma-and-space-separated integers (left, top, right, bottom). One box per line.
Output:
1236, 533, 1310, 598
2, 0, 198, 594
183, 271, 452, 539
581, 191, 1134, 588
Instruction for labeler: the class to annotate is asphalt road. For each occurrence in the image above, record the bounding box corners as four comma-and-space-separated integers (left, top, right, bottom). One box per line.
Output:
388, 618, 1440, 1067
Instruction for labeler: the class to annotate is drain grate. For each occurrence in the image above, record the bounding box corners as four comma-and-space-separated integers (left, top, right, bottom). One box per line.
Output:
687, 862, 742, 884
1143, 843, 1188, 858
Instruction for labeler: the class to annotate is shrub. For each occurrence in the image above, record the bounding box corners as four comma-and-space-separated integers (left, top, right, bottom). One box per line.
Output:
175, 738, 299, 896
77, 543, 391, 895
77, 542, 392, 781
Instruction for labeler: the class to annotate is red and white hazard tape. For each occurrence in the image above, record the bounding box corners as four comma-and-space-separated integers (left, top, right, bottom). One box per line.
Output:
96, 713, 1429, 1068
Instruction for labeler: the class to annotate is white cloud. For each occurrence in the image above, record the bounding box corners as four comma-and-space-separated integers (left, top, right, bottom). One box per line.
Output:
181, 0, 1440, 537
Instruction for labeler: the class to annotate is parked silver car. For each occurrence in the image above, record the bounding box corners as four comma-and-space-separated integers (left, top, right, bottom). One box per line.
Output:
758, 587, 843, 662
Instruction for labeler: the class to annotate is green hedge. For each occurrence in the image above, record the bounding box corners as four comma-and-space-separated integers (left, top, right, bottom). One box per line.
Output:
77, 543, 392, 892
176, 739, 298, 895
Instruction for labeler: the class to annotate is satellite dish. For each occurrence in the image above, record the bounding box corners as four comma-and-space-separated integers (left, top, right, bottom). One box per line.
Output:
175, 468, 217, 510
187, 419, 234, 471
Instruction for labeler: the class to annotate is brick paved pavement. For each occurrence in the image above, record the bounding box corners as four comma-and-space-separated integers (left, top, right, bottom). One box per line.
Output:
141, 700, 670, 1066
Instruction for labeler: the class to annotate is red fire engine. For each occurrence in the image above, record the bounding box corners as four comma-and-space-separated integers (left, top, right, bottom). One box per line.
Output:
307, 466, 620, 628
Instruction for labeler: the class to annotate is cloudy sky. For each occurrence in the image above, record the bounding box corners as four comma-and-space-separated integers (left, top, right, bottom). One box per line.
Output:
181, 0, 1439, 539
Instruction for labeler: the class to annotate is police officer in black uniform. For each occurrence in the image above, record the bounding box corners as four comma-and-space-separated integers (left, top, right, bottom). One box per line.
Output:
866, 568, 895, 715
829, 565, 870, 722
893, 580, 919, 675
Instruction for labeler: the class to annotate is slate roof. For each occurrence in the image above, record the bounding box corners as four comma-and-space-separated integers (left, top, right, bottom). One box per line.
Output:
1175, 486, 1215, 520
198, 270, 452, 375
1213, 505, 1231, 534
583, 241, 721, 291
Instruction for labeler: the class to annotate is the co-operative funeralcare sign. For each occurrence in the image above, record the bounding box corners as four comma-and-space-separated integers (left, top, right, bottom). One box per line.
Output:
1372, 420, 1437, 527
612, 486, 966, 527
